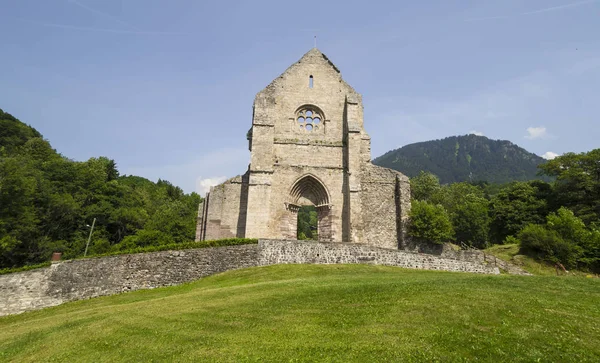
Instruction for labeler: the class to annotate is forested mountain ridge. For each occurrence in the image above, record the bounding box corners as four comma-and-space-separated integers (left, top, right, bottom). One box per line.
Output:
0, 108, 201, 269
373, 134, 550, 184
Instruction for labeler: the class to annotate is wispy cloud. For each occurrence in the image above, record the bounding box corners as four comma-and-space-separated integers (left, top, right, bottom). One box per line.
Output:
67, 0, 141, 31
521, 0, 598, 15
468, 0, 598, 21
21, 1, 187, 35
24, 20, 187, 35
525, 126, 548, 140
469, 130, 485, 136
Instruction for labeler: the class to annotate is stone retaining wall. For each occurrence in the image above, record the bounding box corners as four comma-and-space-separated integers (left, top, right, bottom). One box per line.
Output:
0, 240, 500, 317
260, 240, 499, 274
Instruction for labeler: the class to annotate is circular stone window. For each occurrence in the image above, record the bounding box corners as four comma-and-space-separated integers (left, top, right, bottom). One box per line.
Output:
296, 107, 323, 132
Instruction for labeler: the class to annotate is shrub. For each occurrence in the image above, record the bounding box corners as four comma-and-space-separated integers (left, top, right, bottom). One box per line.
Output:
518, 224, 582, 268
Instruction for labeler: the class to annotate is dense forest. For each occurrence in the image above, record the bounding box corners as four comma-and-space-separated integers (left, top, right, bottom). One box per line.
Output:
409, 148, 600, 272
0, 109, 201, 269
373, 134, 551, 184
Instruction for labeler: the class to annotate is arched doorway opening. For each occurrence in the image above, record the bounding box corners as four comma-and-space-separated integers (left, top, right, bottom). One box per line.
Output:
282, 175, 333, 241
297, 205, 317, 240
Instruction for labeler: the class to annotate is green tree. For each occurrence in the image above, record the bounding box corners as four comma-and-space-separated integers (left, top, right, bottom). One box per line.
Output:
539, 149, 600, 225
410, 171, 441, 201
489, 181, 548, 243
432, 182, 490, 248
0, 108, 203, 268
408, 200, 454, 244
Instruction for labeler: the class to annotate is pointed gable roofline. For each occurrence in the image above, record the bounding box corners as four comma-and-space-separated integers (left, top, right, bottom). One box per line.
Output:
255, 47, 360, 102
302, 48, 340, 73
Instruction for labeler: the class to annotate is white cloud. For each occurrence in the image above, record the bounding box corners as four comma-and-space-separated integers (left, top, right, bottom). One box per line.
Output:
469, 130, 484, 136
525, 126, 548, 140
542, 151, 559, 160
196, 176, 228, 196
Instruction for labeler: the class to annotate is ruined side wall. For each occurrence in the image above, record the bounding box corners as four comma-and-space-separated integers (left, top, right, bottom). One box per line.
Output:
359, 164, 411, 249
203, 175, 248, 240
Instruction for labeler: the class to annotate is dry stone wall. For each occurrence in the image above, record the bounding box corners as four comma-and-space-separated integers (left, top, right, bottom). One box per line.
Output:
1, 240, 500, 317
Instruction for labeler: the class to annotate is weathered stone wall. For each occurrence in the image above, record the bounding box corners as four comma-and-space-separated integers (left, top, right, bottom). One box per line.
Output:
259, 240, 499, 275
359, 164, 411, 249
405, 241, 531, 276
0, 244, 260, 317
0, 240, 503, 317
202, 174, 249, 240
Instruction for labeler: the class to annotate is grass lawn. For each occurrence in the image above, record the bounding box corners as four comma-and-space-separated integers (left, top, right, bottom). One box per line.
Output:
1, 264, 599, 362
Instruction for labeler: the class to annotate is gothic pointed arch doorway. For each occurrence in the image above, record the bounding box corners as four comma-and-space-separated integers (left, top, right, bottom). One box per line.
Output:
282, 174, 333, 241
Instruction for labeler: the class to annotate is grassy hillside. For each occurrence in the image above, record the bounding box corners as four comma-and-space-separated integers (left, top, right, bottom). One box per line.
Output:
373, 134, 551, 184
1, 265, 599, 362
485, 243, 597, 277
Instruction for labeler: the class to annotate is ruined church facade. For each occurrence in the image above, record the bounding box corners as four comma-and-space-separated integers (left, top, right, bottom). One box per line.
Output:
196, 48, 411, 249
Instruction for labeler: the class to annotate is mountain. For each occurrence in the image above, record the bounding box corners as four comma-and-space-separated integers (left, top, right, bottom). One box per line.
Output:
373, 135, 550, 184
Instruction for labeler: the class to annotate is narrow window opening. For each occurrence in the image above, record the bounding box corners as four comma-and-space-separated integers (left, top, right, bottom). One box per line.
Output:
309, 75, 314, 88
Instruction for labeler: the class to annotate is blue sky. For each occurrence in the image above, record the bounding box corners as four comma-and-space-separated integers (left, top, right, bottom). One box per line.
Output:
1, 0, 599, 194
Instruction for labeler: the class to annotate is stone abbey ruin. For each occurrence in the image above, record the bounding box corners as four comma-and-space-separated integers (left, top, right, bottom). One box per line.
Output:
1, 49, 533, 317
196, 48, 411, 249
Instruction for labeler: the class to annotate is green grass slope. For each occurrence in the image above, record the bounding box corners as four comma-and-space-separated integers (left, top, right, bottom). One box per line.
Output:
1, 265, 599, 362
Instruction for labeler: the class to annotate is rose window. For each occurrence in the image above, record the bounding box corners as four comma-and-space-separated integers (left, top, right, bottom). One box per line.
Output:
297, 107, 322, 131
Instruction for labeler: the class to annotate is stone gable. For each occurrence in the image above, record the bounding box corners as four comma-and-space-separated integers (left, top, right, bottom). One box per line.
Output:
196, 48, 411, 249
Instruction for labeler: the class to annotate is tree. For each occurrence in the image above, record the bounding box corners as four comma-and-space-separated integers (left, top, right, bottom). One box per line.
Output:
408, 200, 454, 244
539, 149, 600, 225
489, 181, 548, 243
432, 182, 490, 248
410, 171, 441, 201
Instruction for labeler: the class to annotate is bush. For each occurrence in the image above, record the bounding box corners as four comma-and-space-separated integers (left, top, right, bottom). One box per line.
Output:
518, 224, 582, 268
408, 200, 454, 244
112, 230, 174, 251
91, 238, 259, 259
